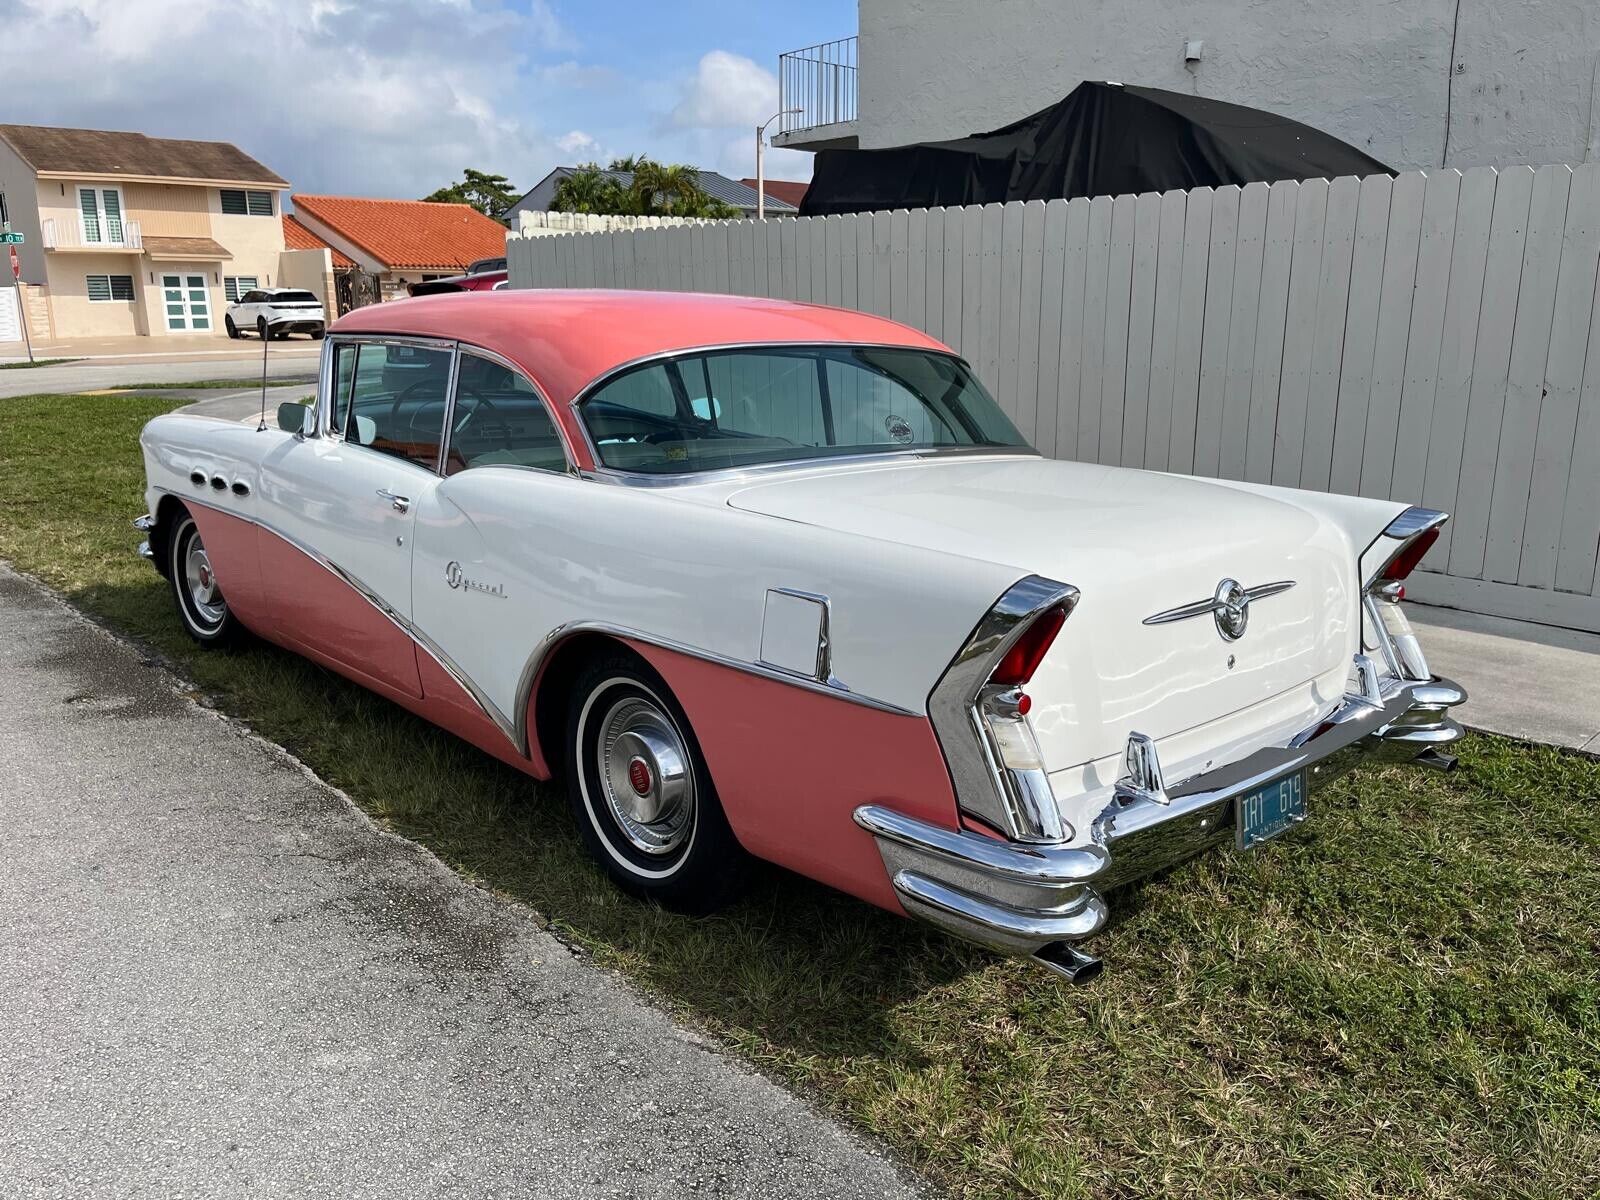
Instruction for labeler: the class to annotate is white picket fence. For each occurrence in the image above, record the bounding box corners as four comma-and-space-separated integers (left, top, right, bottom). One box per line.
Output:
507, 164, 1600, 633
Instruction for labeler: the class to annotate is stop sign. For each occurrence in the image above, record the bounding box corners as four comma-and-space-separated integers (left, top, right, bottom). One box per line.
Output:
8, 245, 18, 280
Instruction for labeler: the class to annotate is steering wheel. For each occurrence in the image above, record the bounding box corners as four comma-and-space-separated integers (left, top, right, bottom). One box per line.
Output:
387, 378, 449, 434
449, 386, 504, 436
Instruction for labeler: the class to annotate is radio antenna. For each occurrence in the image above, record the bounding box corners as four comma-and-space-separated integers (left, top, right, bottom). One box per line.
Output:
256, 318, 270, 431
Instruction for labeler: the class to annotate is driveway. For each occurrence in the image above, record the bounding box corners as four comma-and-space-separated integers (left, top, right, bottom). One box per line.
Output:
0, 567, 923, 1199
0, 346, 318, 398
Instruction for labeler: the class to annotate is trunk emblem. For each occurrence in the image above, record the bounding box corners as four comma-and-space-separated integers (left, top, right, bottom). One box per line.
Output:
1143, 578, 1296, 642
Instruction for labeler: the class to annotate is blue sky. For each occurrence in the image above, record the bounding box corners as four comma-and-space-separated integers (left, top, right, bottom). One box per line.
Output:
0, 0, 856, 200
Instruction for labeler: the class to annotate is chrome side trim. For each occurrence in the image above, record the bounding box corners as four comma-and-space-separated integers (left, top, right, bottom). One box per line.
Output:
926, 575, 1080, 843
512, 619, 921, 759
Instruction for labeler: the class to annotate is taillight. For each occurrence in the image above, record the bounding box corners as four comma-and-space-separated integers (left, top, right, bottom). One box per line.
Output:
991, 605, 1066, 685
1382, 526, 1440, 581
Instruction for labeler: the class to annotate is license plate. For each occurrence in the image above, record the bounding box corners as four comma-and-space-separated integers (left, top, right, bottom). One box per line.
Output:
1236, 770, 1307, 850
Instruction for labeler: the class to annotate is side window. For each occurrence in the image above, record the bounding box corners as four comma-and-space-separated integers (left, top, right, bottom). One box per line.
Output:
345, 342, 453, 471
445, 353, 567, 475
329, 341, 358, 436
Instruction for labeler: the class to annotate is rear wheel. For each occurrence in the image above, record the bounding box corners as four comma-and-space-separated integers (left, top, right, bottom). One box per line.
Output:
256, 316, 268, 340
167, 510, 241, 647
565, 651, 747, 911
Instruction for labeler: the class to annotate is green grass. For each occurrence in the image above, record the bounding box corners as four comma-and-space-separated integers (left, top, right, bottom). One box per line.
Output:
3, 389, 1598, 1200
0, 357, 79, 369
111, 376, 317, 392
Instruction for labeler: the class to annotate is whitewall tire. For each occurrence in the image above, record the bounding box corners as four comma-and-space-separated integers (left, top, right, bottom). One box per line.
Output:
167, 510, 241, 647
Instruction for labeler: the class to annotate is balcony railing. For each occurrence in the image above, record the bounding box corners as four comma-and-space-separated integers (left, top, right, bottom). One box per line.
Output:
41, 217, 143, 251
779, 36, 857, 134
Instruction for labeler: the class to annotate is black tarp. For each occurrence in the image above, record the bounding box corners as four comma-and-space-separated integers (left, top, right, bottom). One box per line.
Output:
800, 81, 1393, 216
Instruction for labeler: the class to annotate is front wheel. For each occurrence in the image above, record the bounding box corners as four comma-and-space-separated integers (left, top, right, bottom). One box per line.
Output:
225, 316, 240, 339
167, 510, 242, 647
566, 652, 747, 912
256, 317, 268, 340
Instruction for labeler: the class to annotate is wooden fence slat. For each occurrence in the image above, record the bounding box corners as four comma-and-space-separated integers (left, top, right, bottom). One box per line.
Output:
997, 202, 1028, 429
1245, 180, 1298, 482
923, 208, 945, 340
943, 207, 967, 354
977, 204, 1006, 394
1523, 163, 1600, 588
1121, 192, 1163, 466
1328, 174, 1393, 494
872, 209, 895, 316
1422, 167, 1498, 562
1360, 172, 1426, 498
1555, 260, 1600, 594
1485, 164, 1573, 582
1272, 177, 1329, 486
1449, 165, 1536, 579
1194, 185, 1239, 478
1388, 171, 1462, 502
1167, 186, 1212, 473
824, 215, 844, 307
1098, 193, 1138, 465
1301, 174, 1360, 492
958, 205, 984, 361
904, 208, 927, 332
1076, 194, 1114, 462
1014, 200, 1048, 442
1032, 200, 1069, 456
1221, 182, 1269, 479
1052, 197, 1092, 460
1140, 189, 1186, 469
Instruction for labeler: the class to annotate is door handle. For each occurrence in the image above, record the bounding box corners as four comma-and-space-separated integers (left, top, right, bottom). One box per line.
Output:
376, 487, 410, 513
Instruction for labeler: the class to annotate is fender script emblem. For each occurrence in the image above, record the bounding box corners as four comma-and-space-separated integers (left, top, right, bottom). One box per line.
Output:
1143, 578, 1295, 642
444, 560, 507, 599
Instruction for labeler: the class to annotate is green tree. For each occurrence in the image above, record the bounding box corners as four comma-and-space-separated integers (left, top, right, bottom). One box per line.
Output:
550, 158, 738, 219
422, 168, 520, 219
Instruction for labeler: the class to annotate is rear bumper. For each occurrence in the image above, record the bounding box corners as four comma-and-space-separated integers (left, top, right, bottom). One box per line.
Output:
855, 671, 1465, 972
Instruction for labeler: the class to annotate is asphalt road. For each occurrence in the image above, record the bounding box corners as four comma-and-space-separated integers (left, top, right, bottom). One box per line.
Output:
0, 567, 924, 1199
0, 348, 318, 398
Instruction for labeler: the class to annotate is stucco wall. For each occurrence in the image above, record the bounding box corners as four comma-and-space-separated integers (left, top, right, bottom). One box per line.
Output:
278, 247, 334, 310
208, 190, 287, 287
857, 0, 1599, 169
0, 144, 45, 283
48, 251, 144, 337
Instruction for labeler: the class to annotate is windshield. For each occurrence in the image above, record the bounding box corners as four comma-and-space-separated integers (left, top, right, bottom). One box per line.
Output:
577, 345, 1030, 475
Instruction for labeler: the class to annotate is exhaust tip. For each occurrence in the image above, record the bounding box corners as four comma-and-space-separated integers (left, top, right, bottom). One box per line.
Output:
1033, 941, 1103, 984
1416, 748, 1459, 772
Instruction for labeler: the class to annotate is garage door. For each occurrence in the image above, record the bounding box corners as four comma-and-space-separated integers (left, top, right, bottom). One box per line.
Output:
0, 287, 21, 342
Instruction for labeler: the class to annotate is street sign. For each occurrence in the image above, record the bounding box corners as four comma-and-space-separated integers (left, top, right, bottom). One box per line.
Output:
0, 232, 24, 244
9, 245, 18, 280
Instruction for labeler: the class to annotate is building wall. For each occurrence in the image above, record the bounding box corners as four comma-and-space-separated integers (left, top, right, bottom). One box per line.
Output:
0, 143, 46, 283
858, 0, 1599, 169
47, 250, 145, 337
208, 188, 288, 288
125, 183, 210, 237
278, 247, 335, 311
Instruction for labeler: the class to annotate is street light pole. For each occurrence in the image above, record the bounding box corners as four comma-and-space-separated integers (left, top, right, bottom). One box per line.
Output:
756, 108, 801, 220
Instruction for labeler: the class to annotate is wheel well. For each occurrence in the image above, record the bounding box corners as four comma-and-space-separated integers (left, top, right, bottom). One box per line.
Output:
150, 494, 188, 578
531, 631, 641, 776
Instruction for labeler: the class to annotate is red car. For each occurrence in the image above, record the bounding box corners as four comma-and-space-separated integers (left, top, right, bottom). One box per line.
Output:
407, 269, 508, 297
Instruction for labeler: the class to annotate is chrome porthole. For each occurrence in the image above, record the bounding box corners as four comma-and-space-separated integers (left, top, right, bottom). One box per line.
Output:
595, 695, 696, 856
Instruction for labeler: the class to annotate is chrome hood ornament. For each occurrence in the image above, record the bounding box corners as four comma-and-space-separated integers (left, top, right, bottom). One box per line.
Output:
1143, 578, 1295, 642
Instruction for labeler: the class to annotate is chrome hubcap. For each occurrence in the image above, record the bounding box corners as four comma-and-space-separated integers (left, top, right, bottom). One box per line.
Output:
183, 537, 225, 625
597, 696, 694, 855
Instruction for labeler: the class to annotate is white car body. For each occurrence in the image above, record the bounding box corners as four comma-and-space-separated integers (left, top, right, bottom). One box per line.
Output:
134, 290, 1465, 980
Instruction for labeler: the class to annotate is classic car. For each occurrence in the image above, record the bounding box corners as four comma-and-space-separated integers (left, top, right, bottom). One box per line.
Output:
133, 289, 1465, 981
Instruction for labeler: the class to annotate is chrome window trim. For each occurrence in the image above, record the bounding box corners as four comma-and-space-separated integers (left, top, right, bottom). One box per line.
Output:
926, 575, 1080, 844
567, 341, 1036, 484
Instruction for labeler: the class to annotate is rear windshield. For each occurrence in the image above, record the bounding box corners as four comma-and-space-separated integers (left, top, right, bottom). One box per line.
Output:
577, 345, 1029, 475
269, 291, 319, 304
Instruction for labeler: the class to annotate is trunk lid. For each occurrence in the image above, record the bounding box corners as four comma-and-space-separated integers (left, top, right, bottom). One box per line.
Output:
725, 455, 1362, 770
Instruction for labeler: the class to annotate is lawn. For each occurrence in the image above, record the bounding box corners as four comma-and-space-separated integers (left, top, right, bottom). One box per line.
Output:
111, 375, 317, 391
2, 390, 1597, 1200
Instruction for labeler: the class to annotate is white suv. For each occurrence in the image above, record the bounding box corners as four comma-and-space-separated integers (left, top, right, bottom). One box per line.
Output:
226, 288, 327, 340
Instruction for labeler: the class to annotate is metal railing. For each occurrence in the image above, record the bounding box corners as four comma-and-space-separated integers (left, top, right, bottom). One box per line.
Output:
41, 217, 143, 251
778, 36, 857, 134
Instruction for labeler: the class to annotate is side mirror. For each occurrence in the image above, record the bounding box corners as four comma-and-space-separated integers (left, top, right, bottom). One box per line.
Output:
277, 401, 314, 436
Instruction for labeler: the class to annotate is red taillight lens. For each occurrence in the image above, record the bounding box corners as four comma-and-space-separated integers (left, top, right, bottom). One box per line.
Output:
991, 606, 1066, 686
1383, 527, 1441, 581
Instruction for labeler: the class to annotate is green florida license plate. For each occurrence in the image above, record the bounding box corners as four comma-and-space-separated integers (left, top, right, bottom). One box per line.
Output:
1236, 770, 1307, 850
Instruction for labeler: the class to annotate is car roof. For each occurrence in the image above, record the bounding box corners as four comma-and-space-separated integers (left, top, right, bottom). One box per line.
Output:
328, 289, 950, 406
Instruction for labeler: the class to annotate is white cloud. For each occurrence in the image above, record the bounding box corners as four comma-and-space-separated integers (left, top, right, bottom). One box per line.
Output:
557, 130, 600, 158
670, 50, 779, 130
0, 0, 571, 198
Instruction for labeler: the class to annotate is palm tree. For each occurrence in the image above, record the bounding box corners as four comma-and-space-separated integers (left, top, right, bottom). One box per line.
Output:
551, 165, 624, 214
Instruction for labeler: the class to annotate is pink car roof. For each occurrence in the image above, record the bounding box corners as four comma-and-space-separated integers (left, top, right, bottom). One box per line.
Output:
330, 289, 951, 408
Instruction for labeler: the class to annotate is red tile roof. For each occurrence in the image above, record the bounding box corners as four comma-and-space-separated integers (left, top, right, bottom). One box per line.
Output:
282, 214, 355, 269
290, 195, 508, 273
740, 177, 809, 209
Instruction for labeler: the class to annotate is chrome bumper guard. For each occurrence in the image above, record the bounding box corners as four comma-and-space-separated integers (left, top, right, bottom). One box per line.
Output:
133, 514, 156, 563
855, 672, 1465, 979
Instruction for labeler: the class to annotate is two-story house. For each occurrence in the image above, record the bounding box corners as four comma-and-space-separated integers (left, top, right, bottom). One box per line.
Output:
0, 124, 289, 341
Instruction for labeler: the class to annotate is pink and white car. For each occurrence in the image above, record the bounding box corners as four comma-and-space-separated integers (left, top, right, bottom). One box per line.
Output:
134, 290, 1465, 980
